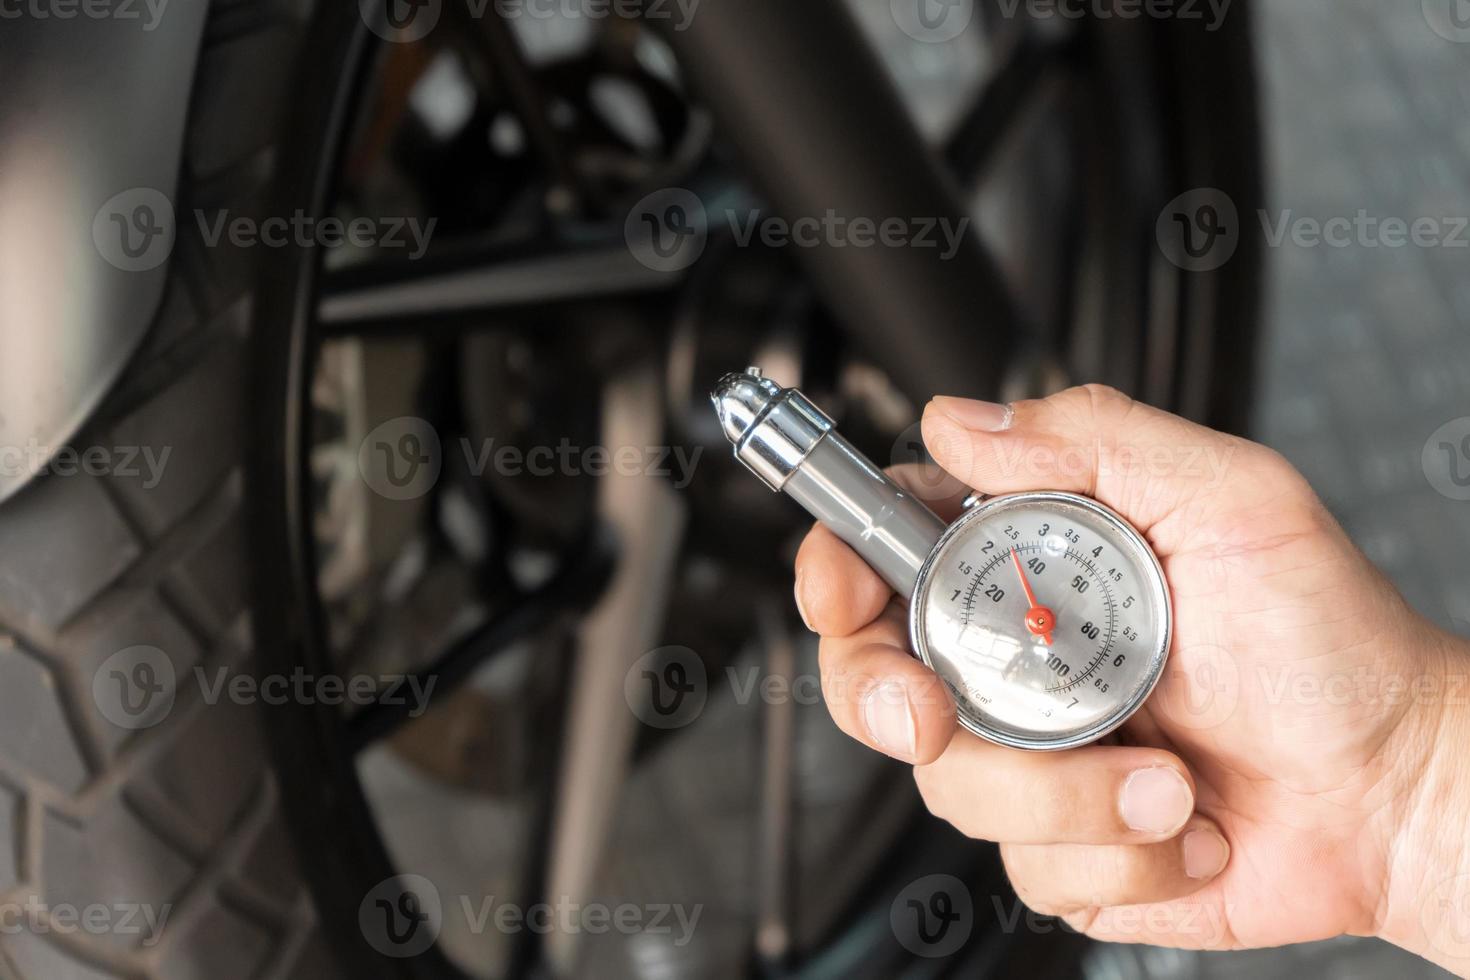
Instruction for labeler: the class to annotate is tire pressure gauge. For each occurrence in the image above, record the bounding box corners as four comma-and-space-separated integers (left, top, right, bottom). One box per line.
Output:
712, 368, 1171, 751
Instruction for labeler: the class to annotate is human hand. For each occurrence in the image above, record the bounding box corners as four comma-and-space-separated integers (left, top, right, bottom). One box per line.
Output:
794, 384, 1470, 970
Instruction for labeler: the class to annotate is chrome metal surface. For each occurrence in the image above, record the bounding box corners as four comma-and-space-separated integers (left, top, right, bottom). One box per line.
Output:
714, 370, 945, 596
718, 373, 1171, 752
782, 435, 946, 598
711, 368, 835, 493
962, 491, 990, 511
909, 492, 1172, 752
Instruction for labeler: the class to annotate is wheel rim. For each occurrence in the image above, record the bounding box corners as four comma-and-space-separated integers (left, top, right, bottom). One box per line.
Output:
249, 3, 1259, 976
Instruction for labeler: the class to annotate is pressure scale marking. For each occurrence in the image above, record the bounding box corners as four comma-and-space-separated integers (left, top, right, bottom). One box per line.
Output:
713, 369, 1171, 752
910, 492, 1170, 750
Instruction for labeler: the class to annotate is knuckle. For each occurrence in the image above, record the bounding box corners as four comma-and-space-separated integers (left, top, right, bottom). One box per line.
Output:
1002, 860, 1069, 917
1035, 384, 1135, 442
804, 599, 839, 638
818, 679, 855, 723
1051, 846, 1132, 907
1077, 383, 1134, 420
820, 690, 863, 743
816, 648, 861, 716
817, 646, 898, 727
803, 590, 848, 640
1109, 846, 1159, 898
912, 765, 953, 821
1029, 769, 1086, 825
1021, 895, 1071, 918
1061, 907, 1101, 935
1245, 442, 1312, 494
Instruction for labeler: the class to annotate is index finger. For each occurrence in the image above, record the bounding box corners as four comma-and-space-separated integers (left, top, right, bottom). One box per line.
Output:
920, 385, 1251, 539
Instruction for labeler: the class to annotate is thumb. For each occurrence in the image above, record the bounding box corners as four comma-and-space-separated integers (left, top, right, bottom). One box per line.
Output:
919, 384, 1246, 537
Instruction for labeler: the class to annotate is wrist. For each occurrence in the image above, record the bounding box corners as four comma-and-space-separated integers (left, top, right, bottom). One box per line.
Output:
1377, 626, 1470, 975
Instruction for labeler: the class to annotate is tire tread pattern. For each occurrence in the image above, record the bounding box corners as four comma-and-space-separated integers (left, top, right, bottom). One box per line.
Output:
0, 1, 340, 976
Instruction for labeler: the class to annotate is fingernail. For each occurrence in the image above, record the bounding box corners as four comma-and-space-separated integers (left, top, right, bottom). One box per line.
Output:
1120, 767, 1193, 835
1183, 829, 1230, 879
862, 680, 918, 762
931, 397, 1014, 433
793, 569, 814, 632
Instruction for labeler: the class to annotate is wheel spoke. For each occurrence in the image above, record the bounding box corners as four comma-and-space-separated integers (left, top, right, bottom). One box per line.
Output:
945, 25, 1071, 184
316, 236, 684, 336
345, 526, 616, 750
754, 603, 798, 969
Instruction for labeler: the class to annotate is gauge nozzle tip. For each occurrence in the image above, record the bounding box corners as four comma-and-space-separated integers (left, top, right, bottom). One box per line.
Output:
710, 368, 782, 447
710, 368, 835, 492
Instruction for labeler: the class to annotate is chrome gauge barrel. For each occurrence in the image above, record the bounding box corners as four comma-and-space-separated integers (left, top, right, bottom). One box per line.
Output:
711, 368, 946, 597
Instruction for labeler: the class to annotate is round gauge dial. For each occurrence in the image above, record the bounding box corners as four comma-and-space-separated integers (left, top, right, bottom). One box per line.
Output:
910, 492, 1171, 751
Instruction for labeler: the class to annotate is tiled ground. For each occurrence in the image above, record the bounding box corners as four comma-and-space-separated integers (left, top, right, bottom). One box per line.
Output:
1091, 1, 1470, 977
1254, 0, 1470, 639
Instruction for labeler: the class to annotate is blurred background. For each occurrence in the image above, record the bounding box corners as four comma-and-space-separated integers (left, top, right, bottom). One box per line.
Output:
339, 1, 1469, 977
5, 0, 1467, 977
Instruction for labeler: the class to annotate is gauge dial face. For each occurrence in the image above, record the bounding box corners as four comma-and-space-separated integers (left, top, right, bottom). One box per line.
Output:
911, 493, 1171, 750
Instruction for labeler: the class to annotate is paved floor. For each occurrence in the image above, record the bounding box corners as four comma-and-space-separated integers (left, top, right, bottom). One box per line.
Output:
1091, 1, 1470, 977
1254, 0, 1470, 643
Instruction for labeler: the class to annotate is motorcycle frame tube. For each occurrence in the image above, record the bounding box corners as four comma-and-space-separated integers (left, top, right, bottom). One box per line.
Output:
653, 0, 1024, 402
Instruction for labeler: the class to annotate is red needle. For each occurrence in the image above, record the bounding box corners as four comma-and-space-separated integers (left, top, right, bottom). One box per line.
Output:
1010, 549, 1056, 646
